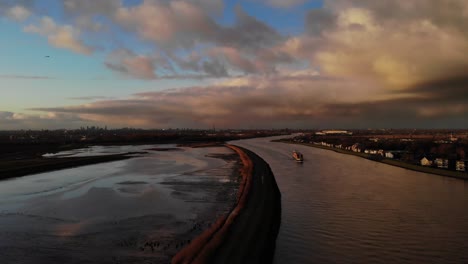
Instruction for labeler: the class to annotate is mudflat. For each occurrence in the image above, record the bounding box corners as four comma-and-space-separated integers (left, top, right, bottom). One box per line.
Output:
0, 145, 241, 263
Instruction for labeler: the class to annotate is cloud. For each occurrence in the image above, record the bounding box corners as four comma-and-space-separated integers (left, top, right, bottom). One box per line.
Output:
115, 2, 281, 51
105, 49, 158, 79
29, 68, 467, 129
114, 1, 218, 49
6, 5, 31, 21
25, 74, 348, 128
5, 0, 468, 86
3, 1, 291, 79
305, 8, 336, 35
24, 16, 94, 55
4, 0, 468, 129
217, 7, 284, 51
405, 74, 468, 103
63, 0, 120, 16
304, 0, 468, 91
105, 48, 232, 79
106, 2, 290, 78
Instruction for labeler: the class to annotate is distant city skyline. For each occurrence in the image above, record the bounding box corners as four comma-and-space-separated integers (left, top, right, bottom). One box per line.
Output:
1, 0, 467, 129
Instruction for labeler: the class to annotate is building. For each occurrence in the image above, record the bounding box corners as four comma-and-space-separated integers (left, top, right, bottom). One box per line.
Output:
317, 130, 353, 135
351, 143, 363, 153
420, 157, 433, 166
456, 160, 467, 172
435, 158, 449, 169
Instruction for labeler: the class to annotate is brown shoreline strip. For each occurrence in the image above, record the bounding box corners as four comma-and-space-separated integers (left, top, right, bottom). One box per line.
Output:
172, 145, 281, 264
0, 154, 136, 181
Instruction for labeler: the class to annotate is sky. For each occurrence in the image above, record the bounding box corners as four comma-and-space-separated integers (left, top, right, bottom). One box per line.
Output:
0, 0, 467, 130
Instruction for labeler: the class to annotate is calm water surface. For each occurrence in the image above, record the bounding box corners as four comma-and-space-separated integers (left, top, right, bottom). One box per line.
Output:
233, 136, 468, 264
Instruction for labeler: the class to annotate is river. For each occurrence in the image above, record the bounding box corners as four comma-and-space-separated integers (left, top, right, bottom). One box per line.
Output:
232, 136, 468, 264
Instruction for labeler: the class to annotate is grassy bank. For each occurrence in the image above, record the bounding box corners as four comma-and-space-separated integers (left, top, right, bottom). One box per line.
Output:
0, 154, 137, 181
276, 140, 468, 180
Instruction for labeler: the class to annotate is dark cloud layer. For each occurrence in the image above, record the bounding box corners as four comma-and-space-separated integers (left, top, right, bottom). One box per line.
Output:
408, 75, 468, 102
30, 73, 468, 129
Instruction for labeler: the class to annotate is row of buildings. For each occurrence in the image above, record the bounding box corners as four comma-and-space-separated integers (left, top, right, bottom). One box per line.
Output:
306, 140, 467, 172
420, 157, 467, 172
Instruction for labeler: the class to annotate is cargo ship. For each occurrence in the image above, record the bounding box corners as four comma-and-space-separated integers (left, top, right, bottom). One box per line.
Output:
292, 150, 304, 162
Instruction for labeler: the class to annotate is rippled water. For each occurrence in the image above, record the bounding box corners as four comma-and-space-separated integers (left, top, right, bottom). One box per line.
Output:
232, 136, 468, 264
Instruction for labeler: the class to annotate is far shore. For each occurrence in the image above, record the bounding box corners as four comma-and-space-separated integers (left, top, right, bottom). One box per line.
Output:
277, 140, 468, 181
0, 153, 138, 181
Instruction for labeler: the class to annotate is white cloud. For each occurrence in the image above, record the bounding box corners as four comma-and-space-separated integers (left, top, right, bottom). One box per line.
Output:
24, 17, 93, 55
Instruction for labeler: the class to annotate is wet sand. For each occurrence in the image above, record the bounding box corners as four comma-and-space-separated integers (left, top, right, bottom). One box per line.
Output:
0, 145, 241, 263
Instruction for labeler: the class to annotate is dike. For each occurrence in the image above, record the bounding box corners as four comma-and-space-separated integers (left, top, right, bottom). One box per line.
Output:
172, 145, 281, 264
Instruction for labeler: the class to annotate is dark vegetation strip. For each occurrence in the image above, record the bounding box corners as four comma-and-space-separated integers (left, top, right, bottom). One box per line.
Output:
0, 154, 136, 181
172, 145, 281, 264
280, 141, 468, 180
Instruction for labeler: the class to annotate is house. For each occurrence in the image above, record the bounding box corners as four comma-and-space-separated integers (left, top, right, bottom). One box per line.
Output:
420, 157, 433, 166
321, 130, 353, 135
364, 149, 384, 156
320, 142, 333, 147
456, 160, 467, 172
351, 143, 363, 153
450, 134, 458, 142
435, 158, 449, 169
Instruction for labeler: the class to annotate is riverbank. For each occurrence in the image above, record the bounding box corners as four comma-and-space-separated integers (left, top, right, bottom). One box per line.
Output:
278, 140, 468, 180
172, 145, 281, 264
0, 153, 139, 181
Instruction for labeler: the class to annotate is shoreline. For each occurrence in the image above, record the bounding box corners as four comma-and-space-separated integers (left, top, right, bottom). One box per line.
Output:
172, 145, 281, 264
279, 140, 468, 180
